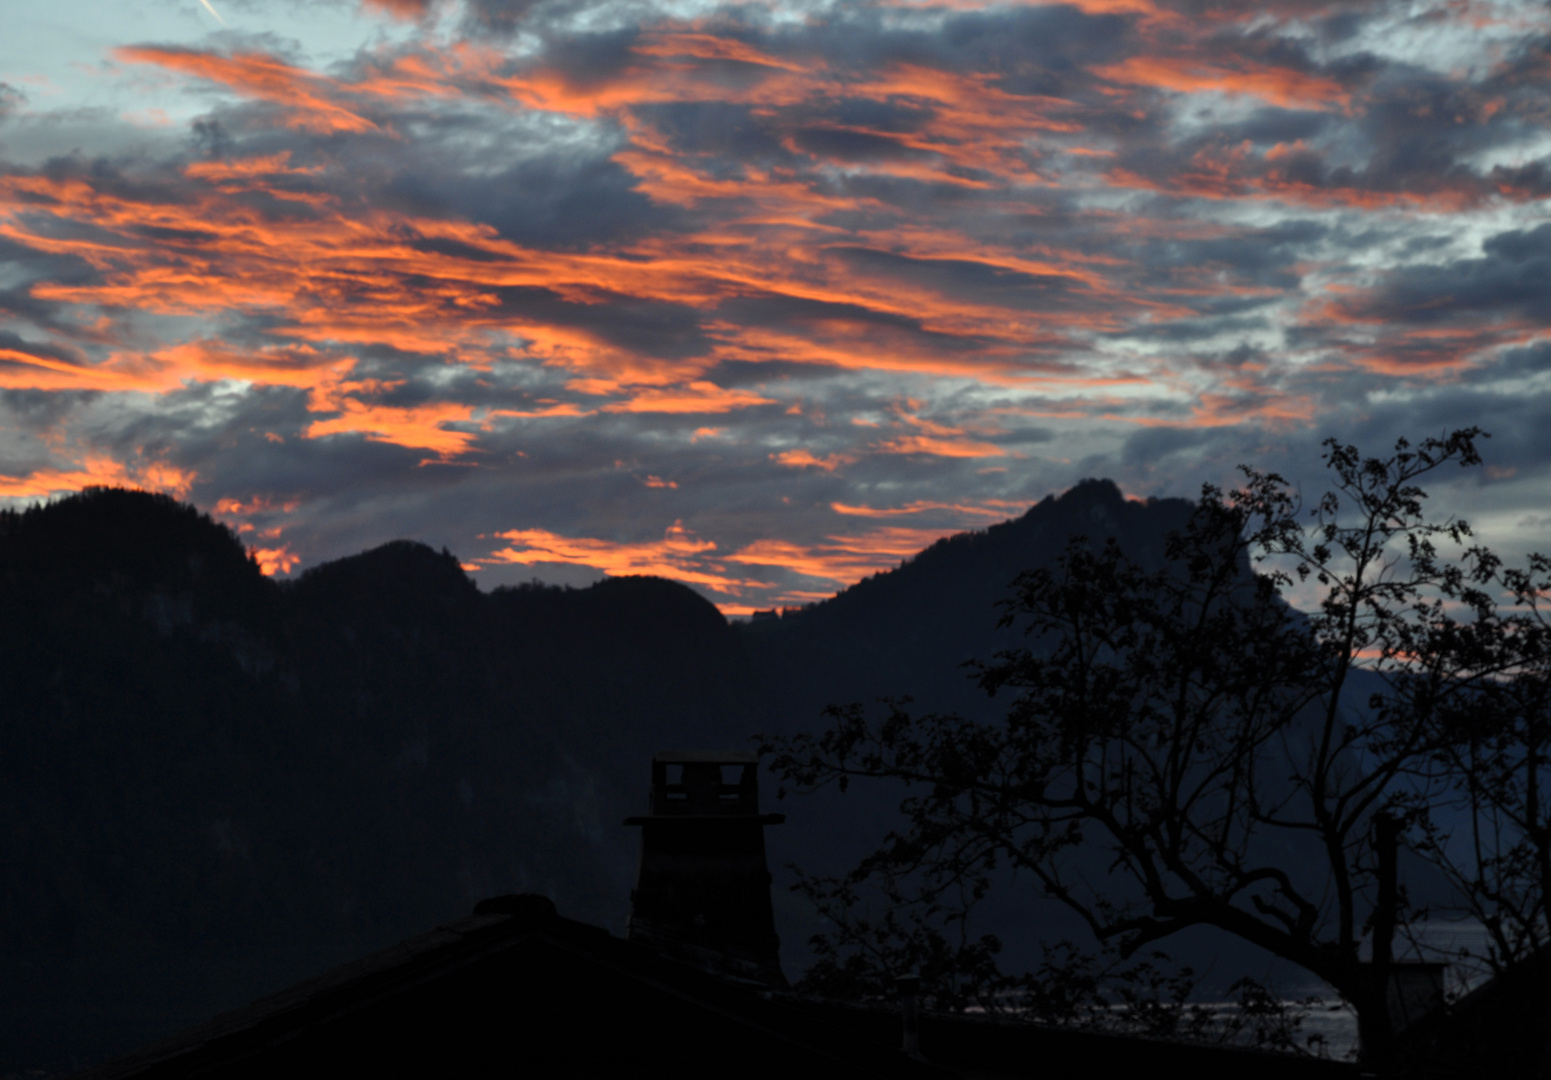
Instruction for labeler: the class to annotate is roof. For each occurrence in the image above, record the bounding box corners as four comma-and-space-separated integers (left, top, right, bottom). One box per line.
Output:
72, 895, 1360, 1080
1393, 949, 1551, 1079
71, 895, 950, 1080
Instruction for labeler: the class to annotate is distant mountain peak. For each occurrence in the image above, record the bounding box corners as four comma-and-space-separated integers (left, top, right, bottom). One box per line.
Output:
743, 479, 1198, 687
1046, 477, 1128, 505
0, 485, 269, 601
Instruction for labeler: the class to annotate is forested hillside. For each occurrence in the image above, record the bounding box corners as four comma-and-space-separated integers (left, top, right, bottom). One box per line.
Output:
0, 489, 762, 1073
0, 481, 1223, 1074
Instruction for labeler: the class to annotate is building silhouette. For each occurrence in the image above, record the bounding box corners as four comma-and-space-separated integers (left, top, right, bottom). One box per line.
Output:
624, 751, 786, 987
73, 752, 1363, 1080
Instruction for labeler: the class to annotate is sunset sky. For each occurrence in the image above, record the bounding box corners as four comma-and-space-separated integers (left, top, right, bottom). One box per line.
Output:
3, 0, 1549, 613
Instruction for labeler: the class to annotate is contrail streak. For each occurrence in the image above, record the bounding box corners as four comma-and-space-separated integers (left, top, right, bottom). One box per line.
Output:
199, 0, 227, 25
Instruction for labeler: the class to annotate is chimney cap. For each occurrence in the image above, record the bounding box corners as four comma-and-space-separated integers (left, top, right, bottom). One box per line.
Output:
471, 893, 558, 922
653, 750, 759, 764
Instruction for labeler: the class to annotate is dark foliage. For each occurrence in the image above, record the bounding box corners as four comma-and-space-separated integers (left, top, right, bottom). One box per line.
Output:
762, 430, 1540, 1066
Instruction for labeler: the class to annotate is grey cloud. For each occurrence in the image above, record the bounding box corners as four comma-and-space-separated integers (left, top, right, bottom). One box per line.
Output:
1136, 220, 1327, 290
819, 170, 1003, 210
828, 245, 1093, 311
1354, 76, 1515, 185
1400, 234, 1453, 255
458, 0, 550, 37
0, 83, 24, 124
1311, 9, 1370, 44
704, 359, 849, 388
716, 292, 991, 358
1197, 107, 1329, 148
934, 5, 1137, 79
530, 25, 641, 81
754, 3, 1137, 98
188, 117, 236, 160
0, 329, 82, 367
1116, 315, 1272, 342
992, 425, 1056, 447
819, 98, 934, 136
1483, 223, 1551, 263
0, 387, 94, 420
490, 286, 713, 359
384, 137, 669, 250
1119, 425, 1216, 468
791, 127, 929, 163
1100, 37, 1550, 206
0, 284, 68, 327
632, 103, 792, 163
1345, 223, 1551, 325
1489, 341, 1551, 379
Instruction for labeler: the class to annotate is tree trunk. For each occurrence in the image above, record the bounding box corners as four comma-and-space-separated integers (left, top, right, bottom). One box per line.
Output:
1359, 813, 1400, 1074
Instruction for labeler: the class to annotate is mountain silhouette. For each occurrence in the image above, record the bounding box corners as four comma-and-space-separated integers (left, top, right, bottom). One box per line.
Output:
744, 478, 1196, 725
0, 480, 1352, 1074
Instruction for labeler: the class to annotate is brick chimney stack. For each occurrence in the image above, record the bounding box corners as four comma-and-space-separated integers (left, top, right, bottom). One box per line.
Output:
624, 751, 787, 988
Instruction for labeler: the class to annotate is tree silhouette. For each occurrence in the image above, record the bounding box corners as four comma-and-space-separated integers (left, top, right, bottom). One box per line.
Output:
1413, 548, 1551, 975
764, 429, 1532, 1068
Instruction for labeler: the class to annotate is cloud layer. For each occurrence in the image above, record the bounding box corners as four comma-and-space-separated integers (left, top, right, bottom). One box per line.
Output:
2, 0, 1549, 611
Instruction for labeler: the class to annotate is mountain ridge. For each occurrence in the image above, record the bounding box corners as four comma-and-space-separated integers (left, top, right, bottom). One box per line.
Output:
741, 478, 1198, 723
0, 480, 1222, 1074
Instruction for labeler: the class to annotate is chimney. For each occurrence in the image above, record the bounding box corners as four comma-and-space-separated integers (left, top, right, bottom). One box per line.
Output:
624, 750, 787, 988
1386, 961, 1446, 1032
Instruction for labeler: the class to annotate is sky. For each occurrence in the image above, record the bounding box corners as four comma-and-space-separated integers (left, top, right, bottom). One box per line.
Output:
2, 0, 1549, 614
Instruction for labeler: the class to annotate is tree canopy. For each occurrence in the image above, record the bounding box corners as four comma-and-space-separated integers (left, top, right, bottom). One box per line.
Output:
763, 429, 1549, 1066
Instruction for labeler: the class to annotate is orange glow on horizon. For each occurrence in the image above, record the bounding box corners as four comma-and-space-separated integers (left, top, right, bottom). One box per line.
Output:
251, 544, 302, 576
473, 516, 990, 607
729, 525, 963, 585
831, 499, 1024, 518
0, 457, 195, 501
480, 522, 771, 595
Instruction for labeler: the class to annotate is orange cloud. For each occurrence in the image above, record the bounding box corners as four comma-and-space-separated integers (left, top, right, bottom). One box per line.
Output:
0, 19, 1516, 524
831, 499, 1023, 518
361, 0, 430, 18
729, 526, 962, 585
480, 522, 771, 596
115, 47, 378, 133
476, 518, 980, 610
184, 152, 322, 182
250, 545, 301, 576
153, 340, 343, 390
214, 495, 301, 516
0, 346, 166, 393
599, 382, 777, 414
1093, 56, 1348, 111
874, 434, 1006, 458
632, 33, 810, 73
0, 83, 1131, 414
0, 456, 194, 500
303, 398, 480, 458
771, 450, 856, 471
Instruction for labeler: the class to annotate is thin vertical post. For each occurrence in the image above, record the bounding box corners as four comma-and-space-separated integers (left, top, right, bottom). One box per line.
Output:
896, 974, 922, 1059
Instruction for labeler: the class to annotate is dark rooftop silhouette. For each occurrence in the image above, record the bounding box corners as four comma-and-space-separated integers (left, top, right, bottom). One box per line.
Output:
70, 753, 1362, 1080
